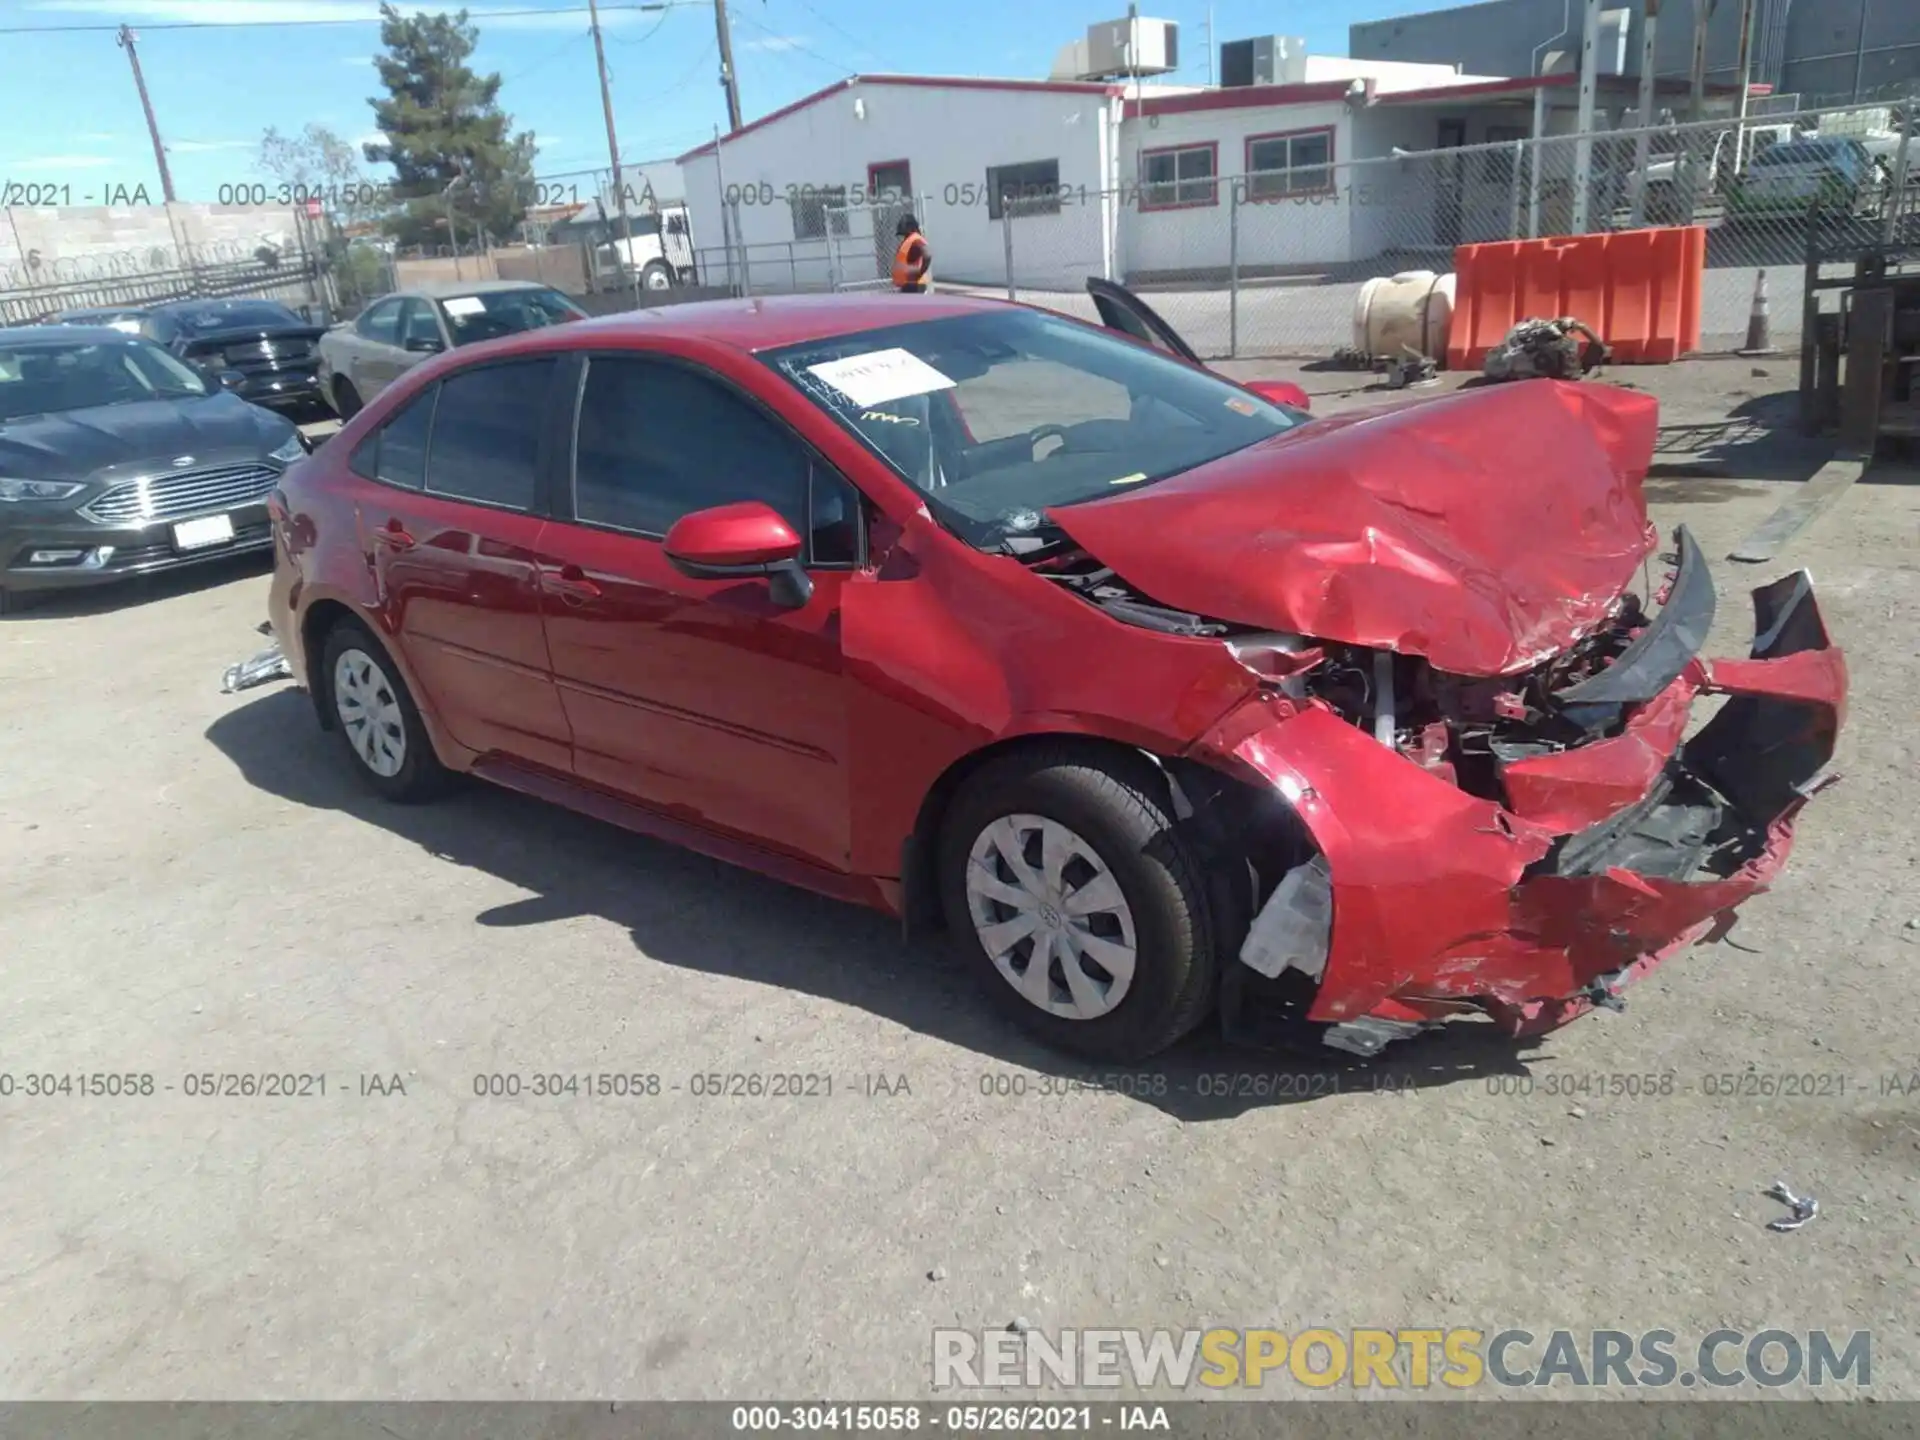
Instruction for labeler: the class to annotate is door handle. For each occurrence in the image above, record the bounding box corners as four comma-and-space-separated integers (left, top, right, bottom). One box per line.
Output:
372, 522, 416, 552
545, 566, 601, 603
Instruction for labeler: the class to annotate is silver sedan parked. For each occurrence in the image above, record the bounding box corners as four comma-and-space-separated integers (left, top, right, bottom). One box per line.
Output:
316, 279, 588, 418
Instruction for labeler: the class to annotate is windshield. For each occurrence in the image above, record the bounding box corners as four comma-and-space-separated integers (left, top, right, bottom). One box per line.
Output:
438, 287, 586, 345
1753, 139, 1851, 167
0, 337, 210, 421
169, 300, 304, 331
763, 309, 1304, 549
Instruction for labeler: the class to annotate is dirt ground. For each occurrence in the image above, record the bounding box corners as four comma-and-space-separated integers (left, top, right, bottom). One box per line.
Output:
3, 362, 1918, 1404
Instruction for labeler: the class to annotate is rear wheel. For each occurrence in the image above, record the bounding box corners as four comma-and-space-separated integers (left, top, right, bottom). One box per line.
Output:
938, 748, 1217, 1062
320, 619, 449, 802
331, 377, 363, 420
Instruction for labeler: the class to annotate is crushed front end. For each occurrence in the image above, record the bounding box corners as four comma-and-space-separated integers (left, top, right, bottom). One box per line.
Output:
1188, 526, 1847, 1057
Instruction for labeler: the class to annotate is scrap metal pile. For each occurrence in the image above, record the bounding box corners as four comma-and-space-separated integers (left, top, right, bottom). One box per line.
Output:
1483, 317, 1613, 382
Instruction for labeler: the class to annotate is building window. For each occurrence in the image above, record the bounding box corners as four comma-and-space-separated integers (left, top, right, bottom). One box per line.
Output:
1245, 127, 1335, 201
790, 185, 850, 241
1139, 142, 1218, 210
987, 159, 1061, 220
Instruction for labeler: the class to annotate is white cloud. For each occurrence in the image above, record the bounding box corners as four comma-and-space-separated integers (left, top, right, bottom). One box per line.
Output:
8, 153, 119, 169
742, 33, 805, 52
168, 139, 254, 153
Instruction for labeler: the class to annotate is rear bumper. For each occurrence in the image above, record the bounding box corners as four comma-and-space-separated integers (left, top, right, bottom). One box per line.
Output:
1197, 563, 1846, 1052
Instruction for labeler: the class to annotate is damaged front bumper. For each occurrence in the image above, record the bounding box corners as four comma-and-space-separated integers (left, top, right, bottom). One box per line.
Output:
1197, 547, 1847, 1056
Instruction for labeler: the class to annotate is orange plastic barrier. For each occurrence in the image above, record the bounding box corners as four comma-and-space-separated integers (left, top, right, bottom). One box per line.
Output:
1446, 225, 1705, 369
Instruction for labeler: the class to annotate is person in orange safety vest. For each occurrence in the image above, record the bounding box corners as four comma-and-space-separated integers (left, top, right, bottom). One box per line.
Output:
891, 214, 931, 292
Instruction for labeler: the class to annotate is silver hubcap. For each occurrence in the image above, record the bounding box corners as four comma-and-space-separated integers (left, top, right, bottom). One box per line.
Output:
646, 270, 670, 290
965, 814, 1138, 1020
333, 647, 406, 778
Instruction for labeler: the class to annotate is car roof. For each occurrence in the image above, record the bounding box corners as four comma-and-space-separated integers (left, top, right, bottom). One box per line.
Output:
398, 279, 557, 298
555, 290, 1023, 353
0, 324, 152, 345
149, 296, 303, 316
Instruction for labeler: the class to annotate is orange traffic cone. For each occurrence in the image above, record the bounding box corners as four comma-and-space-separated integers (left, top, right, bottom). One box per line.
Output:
1740, 268, 1774, 355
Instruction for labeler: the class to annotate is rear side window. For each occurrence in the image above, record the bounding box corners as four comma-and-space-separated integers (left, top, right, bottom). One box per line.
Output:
357, 299, 402, 345
348, 387, 436, 491
423, 359, 557, 510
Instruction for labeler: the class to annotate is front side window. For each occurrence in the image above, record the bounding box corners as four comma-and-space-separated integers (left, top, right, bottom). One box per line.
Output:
571, 355, 859, 563
438, 287, 587, 346
764, 309, 1303, 551
0, 338, 209, 420
423, 359, 557, 509
399, 299, 442, 349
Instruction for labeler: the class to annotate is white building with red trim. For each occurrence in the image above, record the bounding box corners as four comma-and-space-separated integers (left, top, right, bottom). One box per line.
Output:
675, 63, 1745, 289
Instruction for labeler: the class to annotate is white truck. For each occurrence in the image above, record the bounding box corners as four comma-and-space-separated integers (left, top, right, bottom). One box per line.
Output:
594, 203, 697, 291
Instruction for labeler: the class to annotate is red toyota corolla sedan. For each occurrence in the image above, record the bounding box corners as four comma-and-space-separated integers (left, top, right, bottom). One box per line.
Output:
265, 284, 1846, 1062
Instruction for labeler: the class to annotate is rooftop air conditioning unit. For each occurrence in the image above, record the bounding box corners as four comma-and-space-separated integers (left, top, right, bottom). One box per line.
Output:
1220, 35, 1306, 89
1084, 16, 1179, 79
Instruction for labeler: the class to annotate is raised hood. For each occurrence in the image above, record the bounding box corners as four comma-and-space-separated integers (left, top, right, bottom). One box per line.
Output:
1048, 380, 1660, 677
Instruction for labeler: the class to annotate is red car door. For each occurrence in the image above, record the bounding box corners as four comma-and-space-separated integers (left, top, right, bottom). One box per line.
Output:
355, 356, 573, 772
531, 351, 864, 871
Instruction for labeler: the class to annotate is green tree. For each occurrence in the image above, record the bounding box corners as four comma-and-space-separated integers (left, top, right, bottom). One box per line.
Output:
363, 3, 537, 248
256, 122, 383, 228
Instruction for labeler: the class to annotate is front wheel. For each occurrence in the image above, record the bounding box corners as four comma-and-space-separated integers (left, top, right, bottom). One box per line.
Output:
320, 619, 450, 802
640, 261, 674, 292
938, 748, 1218, 1062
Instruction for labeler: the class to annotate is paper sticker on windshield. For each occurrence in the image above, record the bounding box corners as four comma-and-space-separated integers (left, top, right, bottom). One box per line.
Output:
442, 295, 487, 317
808, 349, 954, 409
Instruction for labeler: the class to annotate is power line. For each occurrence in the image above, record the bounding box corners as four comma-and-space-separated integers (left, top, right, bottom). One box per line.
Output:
730, 7, 855, 77
0, 2, 707, 35
775, 0, 874, 69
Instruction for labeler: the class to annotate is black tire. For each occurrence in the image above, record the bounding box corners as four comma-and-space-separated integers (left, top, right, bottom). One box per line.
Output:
937, 747, 1218, 1062
318, 617, 450, 803
331, 377, 363, 420
640, 260, 674, 293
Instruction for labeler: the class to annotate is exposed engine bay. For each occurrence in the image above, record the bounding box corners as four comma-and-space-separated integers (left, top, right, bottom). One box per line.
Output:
1030, 540, 1666, 808
1030, 525, 1845, 1058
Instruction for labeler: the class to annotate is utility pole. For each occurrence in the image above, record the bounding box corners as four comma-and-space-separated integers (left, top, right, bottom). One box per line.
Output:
1731, 0, 1755, 177
586, 0, 643, 304
1570, 0, 1603, 233
117, 25, 177, 203
1688, 0, 1716, 123
1630, 0, 1661, 227
1850, 0, 1872, 104
714, 0, 743, 133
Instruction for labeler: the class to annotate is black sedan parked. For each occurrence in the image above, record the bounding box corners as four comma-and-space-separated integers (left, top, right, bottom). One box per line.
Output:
142, 297, 330, 420
0, 325, 307, 612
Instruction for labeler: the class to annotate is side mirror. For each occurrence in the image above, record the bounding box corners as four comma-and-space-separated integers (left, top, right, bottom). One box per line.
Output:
663, 500, 812, 608
404, 335, 444, 354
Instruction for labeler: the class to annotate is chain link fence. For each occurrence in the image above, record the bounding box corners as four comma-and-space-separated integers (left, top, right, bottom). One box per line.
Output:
684, 96, 1918, 363
693, 192, 938, 295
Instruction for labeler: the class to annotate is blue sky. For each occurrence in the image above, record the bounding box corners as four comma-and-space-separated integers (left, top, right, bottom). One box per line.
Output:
0, 0, 1442, 199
